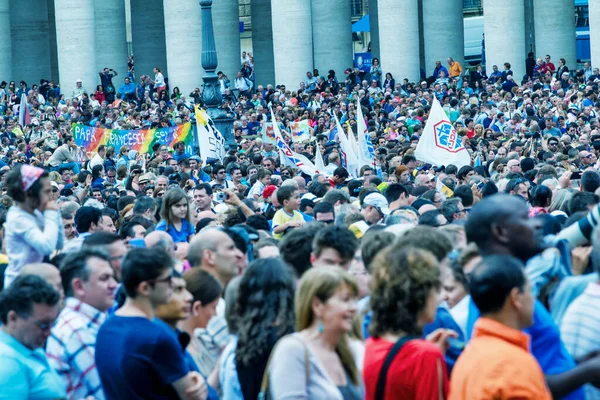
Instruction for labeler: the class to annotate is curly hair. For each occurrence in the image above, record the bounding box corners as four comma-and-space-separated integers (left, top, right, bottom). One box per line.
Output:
234, 258, 295, 368
369, 246, 440, 338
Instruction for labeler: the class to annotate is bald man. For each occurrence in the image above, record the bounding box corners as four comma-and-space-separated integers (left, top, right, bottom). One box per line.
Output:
507, 159, 522, 174
144, 231, 175, 255
187, 228, 241, 287
21, 263, 65, 305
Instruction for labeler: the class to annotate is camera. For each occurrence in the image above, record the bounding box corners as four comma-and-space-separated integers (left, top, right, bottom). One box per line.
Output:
216, 192, 226, 202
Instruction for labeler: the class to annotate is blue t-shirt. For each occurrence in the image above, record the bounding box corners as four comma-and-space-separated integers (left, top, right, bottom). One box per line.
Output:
155, 219, 195, 243
466, 299, 585, 400
96, 316, 189, 400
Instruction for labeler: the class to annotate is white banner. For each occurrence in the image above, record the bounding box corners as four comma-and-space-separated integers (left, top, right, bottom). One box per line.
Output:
195, 105, 226, 165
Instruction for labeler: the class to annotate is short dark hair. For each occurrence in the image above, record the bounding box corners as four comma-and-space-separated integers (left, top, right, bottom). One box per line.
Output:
133, 196, 157, 215
313, 201, 334, 217
276, 185, 297, 204
569, 191, 599, 215
279, 224, 323, 277
0, 275, 60, 324
333, 166, 349, 179
419, 210, 444, 227
395, 226, 453, 261
60, 248, 111, 297
74, 206, 103, 233
312, 225, 358, 263
245, 214, 270, 232
384, 183, 408, 204
453, 185, 474, 207
120, 221, 145, 239
194, 183, 213, 196
470, 255, 526, 315
121, 247, 175, 298
581, 170, 600, 193
360, 231, 395, 272
183, 268, 222, 307
321, 189, 350, 205
82, 231, 121, 247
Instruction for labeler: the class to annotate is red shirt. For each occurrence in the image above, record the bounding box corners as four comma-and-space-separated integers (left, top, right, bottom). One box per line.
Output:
364, 337, 449, 400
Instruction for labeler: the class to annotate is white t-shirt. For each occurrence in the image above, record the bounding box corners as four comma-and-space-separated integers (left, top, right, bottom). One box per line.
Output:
155, 72, 165, 88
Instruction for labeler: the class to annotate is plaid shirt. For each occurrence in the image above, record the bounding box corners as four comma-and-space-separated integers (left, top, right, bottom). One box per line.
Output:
46, 297, 106, 400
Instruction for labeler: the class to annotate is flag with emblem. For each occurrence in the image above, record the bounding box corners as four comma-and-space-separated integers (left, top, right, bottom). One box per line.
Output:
415, 98, 471, 169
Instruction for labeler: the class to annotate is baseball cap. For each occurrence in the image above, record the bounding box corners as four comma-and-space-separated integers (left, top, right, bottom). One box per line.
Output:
362, 192, 390, 216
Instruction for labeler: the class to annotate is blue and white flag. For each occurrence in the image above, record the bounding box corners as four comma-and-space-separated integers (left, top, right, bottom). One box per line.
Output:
414, 98, 471, 169
270, 109, 319, 176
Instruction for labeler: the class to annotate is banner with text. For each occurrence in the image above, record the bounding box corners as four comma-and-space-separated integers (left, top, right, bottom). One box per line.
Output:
72, 123, 193, 155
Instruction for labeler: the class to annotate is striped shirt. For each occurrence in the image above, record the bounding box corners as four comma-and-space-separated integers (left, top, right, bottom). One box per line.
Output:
46, 297, 107, 400
561, 281, 600, 400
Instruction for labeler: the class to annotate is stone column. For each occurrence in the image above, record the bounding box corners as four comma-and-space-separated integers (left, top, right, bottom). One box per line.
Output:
95, 0, 128, 77
0, 0, 12, 81
130, 0, 167, 79
369, 0, 379, 59
212, 0, 240, 81
311, 0, 352, 79
377, 0, 420, 82
484, 0, 526, 79
54, 0, 97, 96
10, 0, 51, 84
589, 0, 600, 69
47, 0, 59, 82
423, 0, 464, 77
533, 0, 575, 69
271, 0, 313, 88
163, 0, 203, 95
251, 0, 275, 86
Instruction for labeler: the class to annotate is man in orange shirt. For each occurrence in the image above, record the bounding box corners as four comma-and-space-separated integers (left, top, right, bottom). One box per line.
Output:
447, 57, 463, 78
449, 255, 552, 400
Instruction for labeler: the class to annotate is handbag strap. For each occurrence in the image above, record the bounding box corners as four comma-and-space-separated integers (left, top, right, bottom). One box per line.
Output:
375, 336, 416, 400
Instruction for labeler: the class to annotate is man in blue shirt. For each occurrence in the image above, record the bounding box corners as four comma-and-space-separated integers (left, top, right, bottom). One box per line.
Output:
465, 194, 600, 400
117, 77, 137, 102
0, 275, 65, 399
95, 247, 208, 400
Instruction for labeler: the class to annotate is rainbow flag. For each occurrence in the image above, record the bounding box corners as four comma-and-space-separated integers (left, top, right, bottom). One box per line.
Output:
72, 122, 193, 155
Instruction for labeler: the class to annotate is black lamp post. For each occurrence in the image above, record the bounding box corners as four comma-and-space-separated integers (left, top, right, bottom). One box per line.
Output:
199, 0, 236, 149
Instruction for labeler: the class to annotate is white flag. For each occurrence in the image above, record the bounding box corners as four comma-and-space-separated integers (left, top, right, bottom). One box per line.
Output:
356, 99, 375, 168
315, 145, 326, 176
334, 114, 360, 177
195, 106, 226, 165
415, 98, 471, 169
270, 109, 320, 176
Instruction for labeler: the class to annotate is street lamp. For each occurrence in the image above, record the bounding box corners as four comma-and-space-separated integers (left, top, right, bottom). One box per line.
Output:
199, 0, 236, 149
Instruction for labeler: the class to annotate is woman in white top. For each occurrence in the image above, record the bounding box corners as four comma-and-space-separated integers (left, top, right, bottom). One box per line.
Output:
268, 267, 363, 400
153, 67, 166, 97
4, 164, 63, 287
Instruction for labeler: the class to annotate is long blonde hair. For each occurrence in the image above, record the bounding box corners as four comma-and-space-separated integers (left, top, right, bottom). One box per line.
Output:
295, 267, 360, 385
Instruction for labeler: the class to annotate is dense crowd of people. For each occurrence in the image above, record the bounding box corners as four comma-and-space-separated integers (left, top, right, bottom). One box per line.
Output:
2, 49, 600, 400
